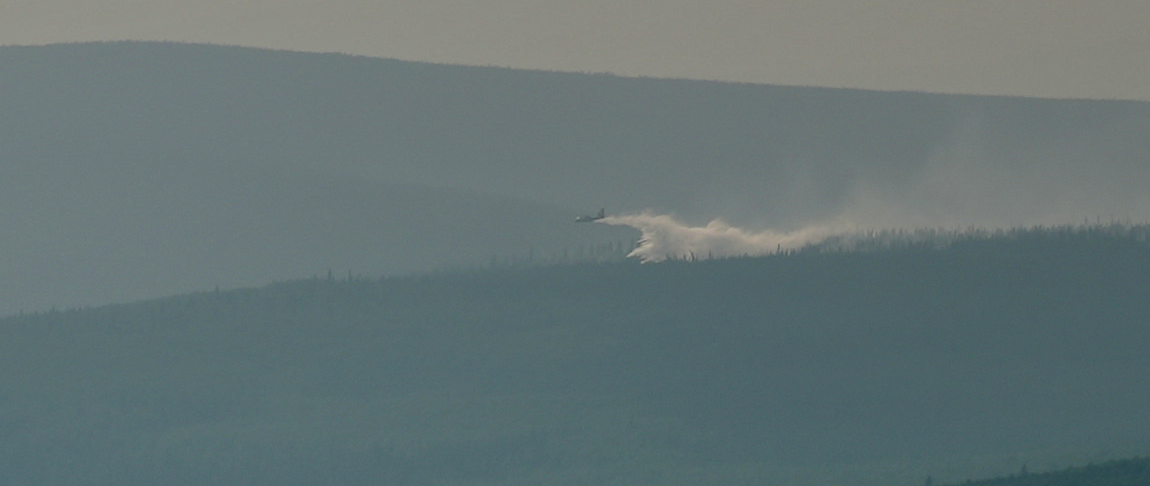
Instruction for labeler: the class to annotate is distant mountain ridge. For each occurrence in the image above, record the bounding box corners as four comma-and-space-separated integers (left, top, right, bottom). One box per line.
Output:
2, 41, 1149, 313
6, 41, 1148, 221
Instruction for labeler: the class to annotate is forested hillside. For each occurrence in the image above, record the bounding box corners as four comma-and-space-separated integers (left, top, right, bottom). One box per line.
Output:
2, 225, 1148, 485
945, 457, 1150, 486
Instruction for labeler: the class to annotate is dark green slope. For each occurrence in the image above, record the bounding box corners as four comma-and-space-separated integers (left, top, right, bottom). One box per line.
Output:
946, 457, 1150, 486
2, 227, 1149, 485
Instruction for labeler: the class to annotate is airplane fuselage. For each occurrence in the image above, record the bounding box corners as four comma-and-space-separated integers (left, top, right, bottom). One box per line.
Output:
575, 209, 606, 223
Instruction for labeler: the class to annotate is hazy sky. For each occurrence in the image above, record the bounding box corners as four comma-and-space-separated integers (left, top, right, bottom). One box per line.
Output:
3, 0, 1148, 100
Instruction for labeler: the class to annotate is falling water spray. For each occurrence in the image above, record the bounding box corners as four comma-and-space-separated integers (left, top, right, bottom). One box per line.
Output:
597, 212, 842, 262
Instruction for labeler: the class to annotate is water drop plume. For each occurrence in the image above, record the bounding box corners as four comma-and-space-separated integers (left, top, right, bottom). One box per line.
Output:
598, 212, 840, 262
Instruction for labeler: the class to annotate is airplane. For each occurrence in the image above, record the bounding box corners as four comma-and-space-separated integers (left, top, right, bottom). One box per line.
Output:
575, 208, 606, 223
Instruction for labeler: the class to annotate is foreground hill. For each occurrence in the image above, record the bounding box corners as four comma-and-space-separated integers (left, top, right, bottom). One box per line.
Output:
2, 225, 1148, 485
946, 457, 1150, 486
3, 41, 1150, 314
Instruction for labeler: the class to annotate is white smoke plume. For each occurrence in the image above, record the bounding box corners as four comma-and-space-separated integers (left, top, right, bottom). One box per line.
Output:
598, 212, 842, 262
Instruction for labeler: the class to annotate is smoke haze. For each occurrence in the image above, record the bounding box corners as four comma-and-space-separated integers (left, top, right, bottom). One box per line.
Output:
599, 212, 842, 262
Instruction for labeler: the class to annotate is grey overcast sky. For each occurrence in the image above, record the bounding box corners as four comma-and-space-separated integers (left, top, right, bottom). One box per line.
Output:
2, 0, 1149, 100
